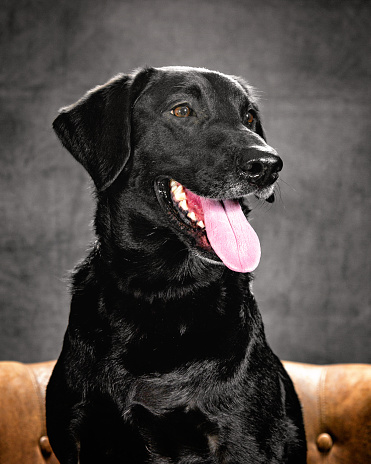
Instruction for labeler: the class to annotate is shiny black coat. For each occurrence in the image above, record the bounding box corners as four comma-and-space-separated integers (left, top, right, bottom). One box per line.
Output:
46, 66, 306, 463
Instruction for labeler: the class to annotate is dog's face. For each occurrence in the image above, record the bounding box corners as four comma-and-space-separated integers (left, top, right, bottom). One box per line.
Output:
53, 67, 282, 280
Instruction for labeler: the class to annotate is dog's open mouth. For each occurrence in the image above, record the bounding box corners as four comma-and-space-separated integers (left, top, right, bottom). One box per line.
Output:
170, 179, 207, 230
156, 178, 261, 273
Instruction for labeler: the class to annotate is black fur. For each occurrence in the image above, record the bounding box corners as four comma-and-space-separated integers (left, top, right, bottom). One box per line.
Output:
46, 66, 306, 463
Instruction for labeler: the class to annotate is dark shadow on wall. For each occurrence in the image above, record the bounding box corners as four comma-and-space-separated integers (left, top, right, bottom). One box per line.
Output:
0, 0, 370, 363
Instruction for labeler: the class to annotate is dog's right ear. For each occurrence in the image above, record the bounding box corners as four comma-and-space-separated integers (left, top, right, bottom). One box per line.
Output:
53, 68, 155, 191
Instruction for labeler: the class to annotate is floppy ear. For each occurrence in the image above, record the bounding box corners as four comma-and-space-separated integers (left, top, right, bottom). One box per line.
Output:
53, 68, 155, 191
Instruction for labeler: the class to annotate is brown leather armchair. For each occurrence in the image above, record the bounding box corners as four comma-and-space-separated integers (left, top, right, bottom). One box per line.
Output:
0, 360, 370, 463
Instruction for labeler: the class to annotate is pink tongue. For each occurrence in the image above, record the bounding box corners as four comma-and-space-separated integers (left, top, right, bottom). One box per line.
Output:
199, 197, 261, 273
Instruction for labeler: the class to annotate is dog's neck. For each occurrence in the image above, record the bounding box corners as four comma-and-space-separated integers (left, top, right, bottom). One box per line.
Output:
93, 237, 253, 302
69, 244, 262, 375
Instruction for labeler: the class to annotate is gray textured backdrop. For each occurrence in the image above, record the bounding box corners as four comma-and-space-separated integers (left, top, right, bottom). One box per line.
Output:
1, 0, 370, 364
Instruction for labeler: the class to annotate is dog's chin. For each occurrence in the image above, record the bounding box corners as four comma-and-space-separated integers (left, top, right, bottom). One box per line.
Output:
253, 184, 276, 203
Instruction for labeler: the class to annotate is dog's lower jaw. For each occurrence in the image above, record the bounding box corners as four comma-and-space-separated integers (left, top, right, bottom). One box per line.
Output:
193, 250, 225, 267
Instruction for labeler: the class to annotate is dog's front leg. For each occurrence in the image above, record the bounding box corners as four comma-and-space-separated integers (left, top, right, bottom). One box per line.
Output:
46, 366, 84, 463
46, 398, 84, 463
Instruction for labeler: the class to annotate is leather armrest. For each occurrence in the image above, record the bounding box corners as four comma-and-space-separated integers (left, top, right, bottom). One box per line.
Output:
283, 361, 371, 464
0, 360, 58, 463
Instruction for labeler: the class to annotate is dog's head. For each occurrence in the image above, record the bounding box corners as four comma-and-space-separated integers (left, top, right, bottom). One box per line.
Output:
54, 66, 282, 277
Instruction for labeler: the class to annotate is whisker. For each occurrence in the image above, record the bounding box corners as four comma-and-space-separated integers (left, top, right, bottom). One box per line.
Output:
279, 176, 297, 193
275, 183, 286, 210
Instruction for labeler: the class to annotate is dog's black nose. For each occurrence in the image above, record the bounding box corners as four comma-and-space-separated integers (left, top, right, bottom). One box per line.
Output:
240, 154, 283, 185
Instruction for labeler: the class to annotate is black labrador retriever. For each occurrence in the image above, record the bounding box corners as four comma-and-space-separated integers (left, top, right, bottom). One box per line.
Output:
46, 66, 306, 463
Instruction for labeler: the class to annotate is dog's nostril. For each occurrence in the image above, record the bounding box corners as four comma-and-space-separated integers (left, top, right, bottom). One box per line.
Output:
239, 155, 282, 183
244, 161, 265, 179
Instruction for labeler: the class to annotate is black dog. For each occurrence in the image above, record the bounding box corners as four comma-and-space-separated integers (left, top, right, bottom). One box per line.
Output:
46, 66, 306, 463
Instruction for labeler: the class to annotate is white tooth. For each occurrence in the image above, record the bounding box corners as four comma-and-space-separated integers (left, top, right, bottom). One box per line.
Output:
197, 220, 205, 228
179, 200, 188, 210
174, 185, 183, 196
174, 190, 186, 201
188, 211, 197, 221
170, 180, 180, 192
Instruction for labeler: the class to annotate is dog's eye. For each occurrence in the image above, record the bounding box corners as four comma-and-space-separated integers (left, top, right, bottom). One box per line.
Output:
246, 111, 254, 126
171, 105, 193, 118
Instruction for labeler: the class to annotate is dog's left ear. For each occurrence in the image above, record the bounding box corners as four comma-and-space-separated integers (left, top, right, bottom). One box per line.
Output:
53, 68, 155, 191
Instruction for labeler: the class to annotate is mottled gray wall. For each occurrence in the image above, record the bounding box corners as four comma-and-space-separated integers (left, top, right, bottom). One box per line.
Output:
1, 0, 370, 363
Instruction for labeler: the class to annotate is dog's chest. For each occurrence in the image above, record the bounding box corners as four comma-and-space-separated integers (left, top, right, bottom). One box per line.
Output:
119, 370, 272, 463
126, 402, 262, 464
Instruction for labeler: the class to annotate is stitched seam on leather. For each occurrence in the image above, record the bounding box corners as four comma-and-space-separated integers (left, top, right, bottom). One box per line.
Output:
25, 365, 46, 437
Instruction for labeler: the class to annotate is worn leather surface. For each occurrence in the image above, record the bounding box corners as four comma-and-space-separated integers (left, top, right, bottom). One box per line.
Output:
0, 361, 59, 463
283, 361, 371, 464
1, 360, 370, 463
